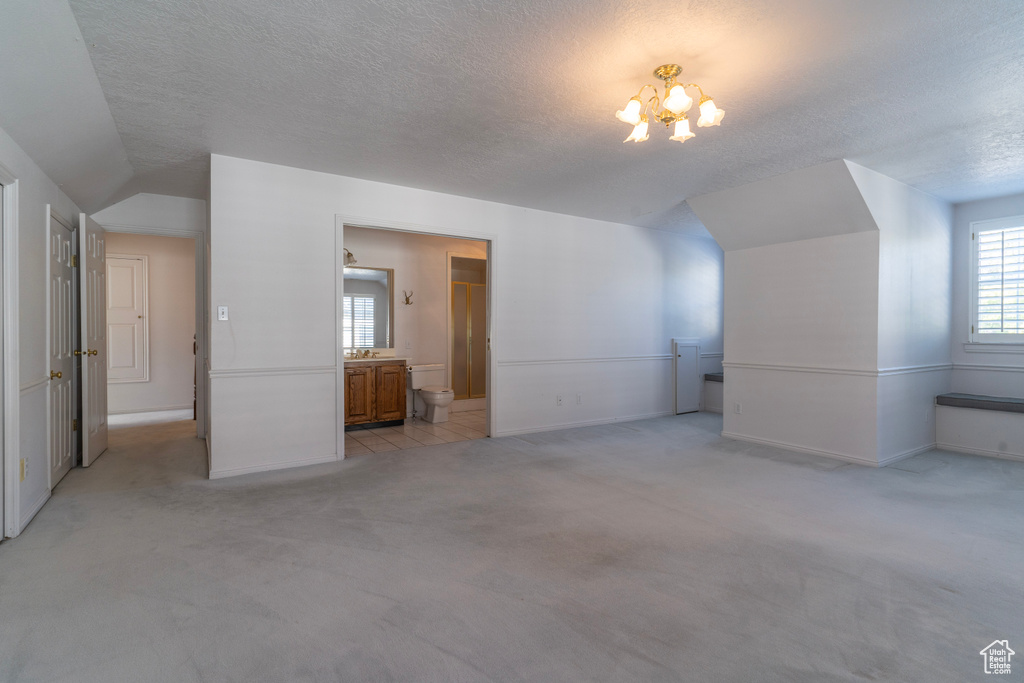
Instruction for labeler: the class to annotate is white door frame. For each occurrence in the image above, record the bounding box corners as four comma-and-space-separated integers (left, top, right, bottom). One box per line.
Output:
99, 224, 207, 439
0, 163, 18, 538
335, 215, 498, 458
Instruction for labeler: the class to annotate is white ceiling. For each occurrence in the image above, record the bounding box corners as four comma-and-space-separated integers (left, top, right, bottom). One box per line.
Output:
4, 1, 1024, 231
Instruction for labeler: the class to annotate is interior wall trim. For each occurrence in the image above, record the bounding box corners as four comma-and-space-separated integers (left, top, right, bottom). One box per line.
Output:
209, 452, 338, 480
208, 365, 337, 379
962, 343, 1024, 355
723, 361, 952, 377
877, 363, 953, 376
700, 352, 724, 358
935, 442, 1024, 462
18, 490, 50, 535
108, 405, 192, 416
953, 363, 1024, 374
721, 430, 879, 466
18, 377, 48, 394
1, 165, 20, 538
498, 354, 672, 367
495, 410, 674, 437
723, 361, 877, 377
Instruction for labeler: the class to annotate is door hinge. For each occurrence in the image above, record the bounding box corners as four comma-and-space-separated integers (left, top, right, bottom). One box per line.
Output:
71, 255, 78, 267
971, 325, 975, 334
72, 418, 78, 431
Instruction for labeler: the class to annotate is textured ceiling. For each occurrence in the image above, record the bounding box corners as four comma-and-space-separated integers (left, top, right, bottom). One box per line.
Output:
32, 1, 1024, 231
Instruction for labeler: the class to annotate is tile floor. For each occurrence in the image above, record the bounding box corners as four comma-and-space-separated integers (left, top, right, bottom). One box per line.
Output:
344, 409, 487, 455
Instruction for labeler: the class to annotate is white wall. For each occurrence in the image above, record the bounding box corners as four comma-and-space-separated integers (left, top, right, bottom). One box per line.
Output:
847, 163, 953, 462
105, 233, 196, 414
343, 226, 487, 365
93, 193, 207, 233
1, 123, 81, 536
692, 160, 953, 466
950, 192, 1024, 397
208, 154, 724, 478
721, 231, 881, 463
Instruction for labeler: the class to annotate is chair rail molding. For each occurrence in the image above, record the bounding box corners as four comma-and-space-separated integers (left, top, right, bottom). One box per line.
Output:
208, 365, 337, 379
722, 361, 952, 377
497, 354, 673, 367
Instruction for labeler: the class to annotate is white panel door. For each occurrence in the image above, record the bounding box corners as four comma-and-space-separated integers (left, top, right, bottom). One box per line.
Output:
106, 255, 148, 382
48, 210, 76, 487
81, 214, 108, 466
674, 339, 700, 415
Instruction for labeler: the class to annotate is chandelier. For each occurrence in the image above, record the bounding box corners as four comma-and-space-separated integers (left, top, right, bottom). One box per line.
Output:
615, 64, 724, 143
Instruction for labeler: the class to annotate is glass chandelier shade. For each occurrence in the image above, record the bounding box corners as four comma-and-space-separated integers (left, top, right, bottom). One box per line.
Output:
615, 97, 643, 126
669, 116, 695, 142
615, 64, 723, 144
624, 115, 650, 143
697, 95, 726, 127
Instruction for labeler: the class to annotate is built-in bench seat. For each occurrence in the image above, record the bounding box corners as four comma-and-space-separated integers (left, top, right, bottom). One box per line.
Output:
935, 392, 1024, 462
702, 372, 724, 413
935, 393, 1024, 414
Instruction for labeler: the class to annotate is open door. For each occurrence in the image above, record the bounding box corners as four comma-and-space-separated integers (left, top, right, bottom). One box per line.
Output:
80, 214, 108, 466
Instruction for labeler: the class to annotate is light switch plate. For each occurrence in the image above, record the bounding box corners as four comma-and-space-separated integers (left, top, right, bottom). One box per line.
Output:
218, 306, 229, 321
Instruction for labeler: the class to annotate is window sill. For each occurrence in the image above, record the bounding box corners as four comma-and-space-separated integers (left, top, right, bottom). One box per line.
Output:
964, 342, 1024, 354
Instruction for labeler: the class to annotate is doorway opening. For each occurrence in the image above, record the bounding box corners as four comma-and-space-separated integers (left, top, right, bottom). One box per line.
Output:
339, 224, 492, 456
448, 255, 487, 412
105, 233, 197, 430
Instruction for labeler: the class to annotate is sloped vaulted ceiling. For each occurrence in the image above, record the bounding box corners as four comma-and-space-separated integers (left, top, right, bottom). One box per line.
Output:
5, 1, 1024, 228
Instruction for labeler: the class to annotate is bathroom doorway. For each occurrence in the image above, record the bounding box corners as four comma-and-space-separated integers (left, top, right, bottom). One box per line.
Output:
448, 254, 487, 412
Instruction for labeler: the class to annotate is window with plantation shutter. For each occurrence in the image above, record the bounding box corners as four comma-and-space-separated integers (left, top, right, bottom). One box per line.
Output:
343, 295, 375, 348
972, 217, 1024, 342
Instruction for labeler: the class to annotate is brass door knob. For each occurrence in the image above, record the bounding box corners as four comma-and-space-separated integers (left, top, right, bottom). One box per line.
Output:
74, 350, 83, 356
88, 349, 98, 356
50, 371, 62, 379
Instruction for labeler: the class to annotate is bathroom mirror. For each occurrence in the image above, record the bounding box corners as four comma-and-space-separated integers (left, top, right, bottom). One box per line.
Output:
342, 267, 394, 348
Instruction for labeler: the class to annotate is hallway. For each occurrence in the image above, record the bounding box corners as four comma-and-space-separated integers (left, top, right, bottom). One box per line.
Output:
1, 415, 1022, 682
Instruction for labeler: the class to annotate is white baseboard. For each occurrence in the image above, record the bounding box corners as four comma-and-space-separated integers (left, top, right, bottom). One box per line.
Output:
722, 431, 883, 467
879, 443, 935, 467
702, 407, 723, 415
19, 490, 51, 535
209, 453, 339, 480
451, 398, 486, 412
936, 442, 1024, 463
109, 409, 194, 429
722, 431, 937, 468
495, 411, 674, 438
109, 404, 192, 415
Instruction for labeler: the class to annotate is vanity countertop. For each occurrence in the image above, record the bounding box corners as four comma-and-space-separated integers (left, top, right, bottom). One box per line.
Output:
343, 357, 410, 365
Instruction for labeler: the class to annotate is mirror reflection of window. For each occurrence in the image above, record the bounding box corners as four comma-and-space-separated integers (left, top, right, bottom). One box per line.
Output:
343, 295, 375, 348
342, 267, 393, 348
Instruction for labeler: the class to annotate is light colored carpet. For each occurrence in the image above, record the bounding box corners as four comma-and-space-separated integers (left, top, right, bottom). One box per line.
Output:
1, 413, 1021, 682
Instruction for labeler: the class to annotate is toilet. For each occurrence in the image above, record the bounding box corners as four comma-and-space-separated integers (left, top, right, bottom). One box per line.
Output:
407, 364, 455, 423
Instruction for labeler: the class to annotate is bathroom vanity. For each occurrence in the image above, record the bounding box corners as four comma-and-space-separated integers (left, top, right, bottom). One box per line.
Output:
343, 358, 407, 429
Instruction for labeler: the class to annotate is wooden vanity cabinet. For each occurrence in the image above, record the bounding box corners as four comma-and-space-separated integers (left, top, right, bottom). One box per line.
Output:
344, 360, 406, 428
